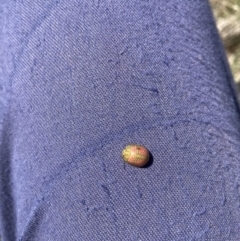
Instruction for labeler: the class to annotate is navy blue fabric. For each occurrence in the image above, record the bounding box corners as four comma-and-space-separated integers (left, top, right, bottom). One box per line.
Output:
1, 0, 240, 240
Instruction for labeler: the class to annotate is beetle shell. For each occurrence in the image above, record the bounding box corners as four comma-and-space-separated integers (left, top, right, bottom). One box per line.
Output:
122, 144, 150, 167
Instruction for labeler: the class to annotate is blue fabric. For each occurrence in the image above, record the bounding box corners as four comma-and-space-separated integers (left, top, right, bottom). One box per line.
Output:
1, 0, 240, 240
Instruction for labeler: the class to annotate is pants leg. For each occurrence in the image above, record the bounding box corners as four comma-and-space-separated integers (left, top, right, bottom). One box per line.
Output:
1, 0, 240, 240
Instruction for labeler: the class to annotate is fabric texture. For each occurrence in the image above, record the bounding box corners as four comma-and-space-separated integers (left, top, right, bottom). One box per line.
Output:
1, 0, 240, 240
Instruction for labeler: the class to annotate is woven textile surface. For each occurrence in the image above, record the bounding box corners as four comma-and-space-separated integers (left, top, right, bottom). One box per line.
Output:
1, 0, 240, 240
